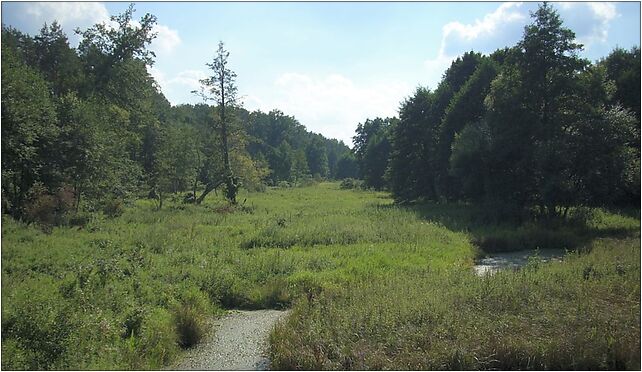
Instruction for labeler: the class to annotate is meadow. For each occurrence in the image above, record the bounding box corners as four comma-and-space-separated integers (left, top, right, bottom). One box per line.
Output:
1, 182, 640, 370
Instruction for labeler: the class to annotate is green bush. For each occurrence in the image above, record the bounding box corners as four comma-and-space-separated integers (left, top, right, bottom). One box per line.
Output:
172, 287, 211, 348
339, 178, 363, 190
102, 198, 125, 218
23, 183, 75, 227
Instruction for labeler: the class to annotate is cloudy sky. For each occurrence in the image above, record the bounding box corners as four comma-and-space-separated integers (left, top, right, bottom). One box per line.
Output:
2, 2, 640, 145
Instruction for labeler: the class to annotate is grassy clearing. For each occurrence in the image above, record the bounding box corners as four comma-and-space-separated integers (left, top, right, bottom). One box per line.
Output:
2, 182, 639, 370
1, 182, 473, 369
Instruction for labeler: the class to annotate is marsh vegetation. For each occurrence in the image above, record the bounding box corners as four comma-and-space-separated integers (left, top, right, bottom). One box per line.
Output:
1, 2, 640, 370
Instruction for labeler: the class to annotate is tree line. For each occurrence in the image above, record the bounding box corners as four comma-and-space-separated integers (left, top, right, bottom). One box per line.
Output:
1, 5, 358, 223
353, 3, 640, 220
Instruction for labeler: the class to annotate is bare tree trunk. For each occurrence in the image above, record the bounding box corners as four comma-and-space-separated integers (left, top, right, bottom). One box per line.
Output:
219, 69, 237, 204
196, 179, 224, 204
192, 178, 198, 204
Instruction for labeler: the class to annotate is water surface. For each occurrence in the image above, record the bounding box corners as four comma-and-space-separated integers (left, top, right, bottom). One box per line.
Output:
474, 249, 567, 276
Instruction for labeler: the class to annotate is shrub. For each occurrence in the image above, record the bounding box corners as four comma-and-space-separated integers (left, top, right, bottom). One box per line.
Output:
121, 306, 147, 339
340, 178, 363, 190
102, 198, 125, 218
67, 212, 93, 227
201, 269, 251, 308
171, 288, 210, 348
23, 183, 75, 227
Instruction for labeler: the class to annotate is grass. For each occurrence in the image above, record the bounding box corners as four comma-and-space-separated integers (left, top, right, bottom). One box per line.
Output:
270, 237, 640, 370
1, 182, 639, 369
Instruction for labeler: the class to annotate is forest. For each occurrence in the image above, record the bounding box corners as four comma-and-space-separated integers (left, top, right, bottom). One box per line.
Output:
352, 3, 639, 218
1, 2, 640, 371
2, 4, 357, 224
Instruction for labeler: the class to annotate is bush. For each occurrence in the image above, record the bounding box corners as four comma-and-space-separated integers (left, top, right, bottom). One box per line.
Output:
67, 212, 93, 227
23, 183, 75, 228
250, 277, 291, 309
340, 178, 363, 190
171, 288, 210, 348
102, 198, 125, 218
201, 269, 251, 309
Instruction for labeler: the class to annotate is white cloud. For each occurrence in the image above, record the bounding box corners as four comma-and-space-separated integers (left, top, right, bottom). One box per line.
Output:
558, 2, 618, 47
150, 68, 208, 104
130, 20, 181, 55
8, 2, 111, 44
439, 2, 526, 56
151, 24, 181, 55
422, 2, 621, 88
244, 72, 412, 146
423, 2, 528, 88
7, 2, 180, 53
23, 2, 110, 29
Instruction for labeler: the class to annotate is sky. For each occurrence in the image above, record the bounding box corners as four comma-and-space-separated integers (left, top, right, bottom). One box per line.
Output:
2, 1, 640, 146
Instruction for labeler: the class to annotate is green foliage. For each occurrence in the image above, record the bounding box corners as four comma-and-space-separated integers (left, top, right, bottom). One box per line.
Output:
1, 41, 59, 216
305, 137, 329, 178
353, 117, 396, 190
246, 110, 350, 184
383, 3, 639, 215
339, 178, 364, 190
335, 152, 359, 179
601, 46, 641, 118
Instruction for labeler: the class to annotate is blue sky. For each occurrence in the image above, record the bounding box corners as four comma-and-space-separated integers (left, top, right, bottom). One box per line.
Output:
2, 2, 640, 145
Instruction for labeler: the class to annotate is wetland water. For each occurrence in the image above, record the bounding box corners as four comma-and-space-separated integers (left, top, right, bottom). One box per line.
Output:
474, 248, 567, 276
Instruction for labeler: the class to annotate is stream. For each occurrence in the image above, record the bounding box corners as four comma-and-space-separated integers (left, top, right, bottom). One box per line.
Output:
473, 248, 567, 276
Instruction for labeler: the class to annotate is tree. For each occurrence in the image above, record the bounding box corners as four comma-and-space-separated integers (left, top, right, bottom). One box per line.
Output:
193, 41, 241, 203
305, 137, 329, 178
292, 149, 310, 184
435, 57, 499, 199
1, 43, 58, 216
600, 46, 640, 119
353, 117, 396, 190
388, 87, 435, 201
33, 22, 83, 96
336, 153, 359, 179
482, 3, 588, 218
76, 3, 157, 96
449, 121, 491, 202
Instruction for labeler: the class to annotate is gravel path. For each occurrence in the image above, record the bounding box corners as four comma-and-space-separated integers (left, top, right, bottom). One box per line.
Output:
172, 309, 290, 371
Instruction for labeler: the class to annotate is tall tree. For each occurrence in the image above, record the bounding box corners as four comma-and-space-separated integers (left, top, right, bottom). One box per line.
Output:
194, 41, 241, 203
1, 43, 58, 216
436, 57, 499, 199
600, 46, 640, 119
305, 136, 329, 178
33, 22, 83, 96
483, 3, 588, 217
353, 117, 396, 190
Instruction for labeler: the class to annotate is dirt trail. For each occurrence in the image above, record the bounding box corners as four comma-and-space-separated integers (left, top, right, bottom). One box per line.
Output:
173, 309, 290, 371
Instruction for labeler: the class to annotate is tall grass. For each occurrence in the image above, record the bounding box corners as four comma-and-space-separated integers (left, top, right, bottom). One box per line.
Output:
270, 237, 640, 370
1, 183, 473, 369
1, 182, 639, 369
